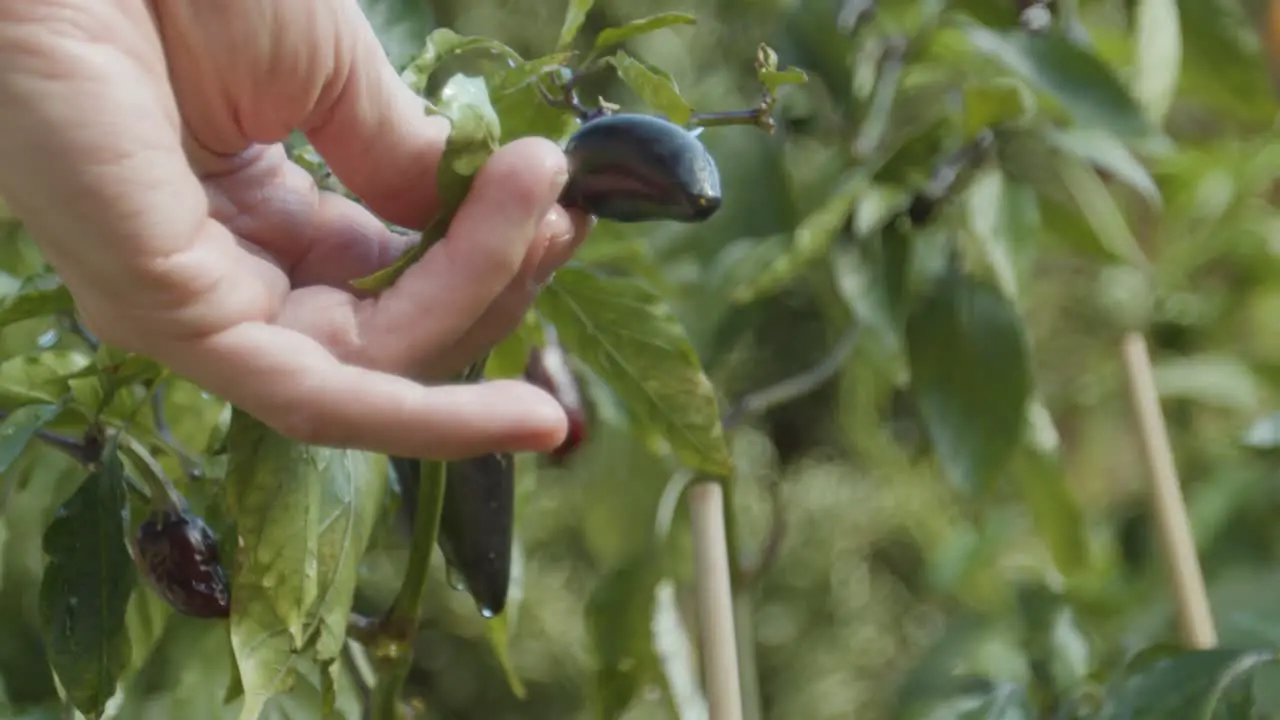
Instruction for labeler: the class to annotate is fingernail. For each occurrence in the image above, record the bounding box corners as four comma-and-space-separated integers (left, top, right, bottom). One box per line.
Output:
532, 210, 574, 287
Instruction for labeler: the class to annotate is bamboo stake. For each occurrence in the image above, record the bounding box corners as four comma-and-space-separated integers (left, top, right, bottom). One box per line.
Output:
1119, 331, 1217, 648
689, 481, 745, 720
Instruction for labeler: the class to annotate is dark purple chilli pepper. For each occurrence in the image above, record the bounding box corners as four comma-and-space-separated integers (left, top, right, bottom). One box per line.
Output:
392, 452, 514, 618
133, 509, 230, 618
524, 336, 588, 464
559, 113, 722, 223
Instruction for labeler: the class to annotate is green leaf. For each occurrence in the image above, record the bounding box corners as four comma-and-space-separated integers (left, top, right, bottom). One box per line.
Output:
121, 586, 173, 683
591, 12, 696, 56
38, 448, 135, 718
1055, 153, 1147, 265
1011, 403, 1088, 579
351, 74, 501, 291
906, 271, 1031, 491
1100, 648, 1278, 718
537, 267, 732, 477
1130, 0, 1182, 125
486, 313, 542, 380
962, 78, 1036, 140
609, 51, 693, 125
0, 402, 61, 474
962, 24, 1150, 138
556, 0, 596, 50
1043, 127, 1162, 207
403, 28, 523, 94
225, 410, 388, 719
0, 281, 74, 328
587, 550, 663, 720
0, 350, 92, 407
758, 68, 809, 95
964, 168, 1040, 302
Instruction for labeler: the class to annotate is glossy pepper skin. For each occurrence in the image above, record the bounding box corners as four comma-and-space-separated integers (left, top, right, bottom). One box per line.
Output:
524, 338, 587, 464
132, 509, 231, 618
559, 113, 722, 223
392, 453, 514, 617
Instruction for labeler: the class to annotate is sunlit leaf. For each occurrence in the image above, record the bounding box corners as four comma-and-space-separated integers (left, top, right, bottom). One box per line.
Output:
758, 68, 809, 94
0, 351, 89, 410
38, 447, 135, 718
0, 281, 74, 328
1099, 648, 1278, 718
591, 13, 696, 56
907, 271, 1031, 491
225, 410, 387, 719
537, 267, 732, 477
1131, 0, 1182, 125
962, 24, 1150, 138
404, 28, 522, 94
557, 0, 596, 50
609, 51, 693, 125
0, 402, 61, 475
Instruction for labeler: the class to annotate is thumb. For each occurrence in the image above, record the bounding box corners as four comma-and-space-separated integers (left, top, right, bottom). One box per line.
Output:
302, 2, 449, 230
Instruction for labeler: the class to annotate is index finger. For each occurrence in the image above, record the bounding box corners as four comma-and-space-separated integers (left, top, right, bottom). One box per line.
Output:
166, 321, 569, 458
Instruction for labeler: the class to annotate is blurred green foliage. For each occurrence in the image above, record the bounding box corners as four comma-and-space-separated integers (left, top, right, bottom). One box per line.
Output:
6, 0, 1280, 717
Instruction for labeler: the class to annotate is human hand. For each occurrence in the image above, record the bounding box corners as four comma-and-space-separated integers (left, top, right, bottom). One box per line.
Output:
0, 1, 593, 459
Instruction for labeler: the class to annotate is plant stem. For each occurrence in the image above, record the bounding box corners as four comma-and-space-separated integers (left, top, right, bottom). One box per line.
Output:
370, 458, 448, 718
688, 480, 744, 720
721, 326, 860, 430
1119, 332, 1217, 648
687, 109, 770, 129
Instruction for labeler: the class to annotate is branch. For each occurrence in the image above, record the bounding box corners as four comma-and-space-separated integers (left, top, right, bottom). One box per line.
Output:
59, 312, 99, 350
721, 325, 860, 431
147, 377, 206, 480
0, 408, 100, 466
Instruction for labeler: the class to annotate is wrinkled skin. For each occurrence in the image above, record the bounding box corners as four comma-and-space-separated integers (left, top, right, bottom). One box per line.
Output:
0, 0, 593, 459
